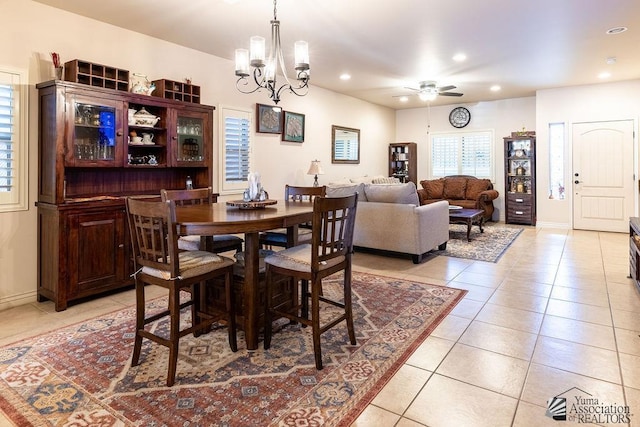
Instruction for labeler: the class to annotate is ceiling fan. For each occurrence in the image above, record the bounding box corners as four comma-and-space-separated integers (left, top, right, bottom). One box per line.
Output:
395, 81, 463, 101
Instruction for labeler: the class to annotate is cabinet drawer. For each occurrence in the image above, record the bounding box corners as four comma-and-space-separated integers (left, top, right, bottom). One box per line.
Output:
507, 193, 533, 205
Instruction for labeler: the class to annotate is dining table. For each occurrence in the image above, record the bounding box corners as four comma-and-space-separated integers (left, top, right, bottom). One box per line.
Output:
174, 200, 314, 350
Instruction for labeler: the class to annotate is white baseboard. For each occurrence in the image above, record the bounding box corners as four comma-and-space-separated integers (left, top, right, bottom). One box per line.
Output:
0, 291, 37, 312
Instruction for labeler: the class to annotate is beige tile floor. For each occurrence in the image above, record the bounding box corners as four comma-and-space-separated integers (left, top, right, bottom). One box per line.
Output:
1, 226, 639, 426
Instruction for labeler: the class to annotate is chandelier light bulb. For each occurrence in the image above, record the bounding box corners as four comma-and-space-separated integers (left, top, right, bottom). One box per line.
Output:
249, 36, 266, 67
234, 49, 250, 77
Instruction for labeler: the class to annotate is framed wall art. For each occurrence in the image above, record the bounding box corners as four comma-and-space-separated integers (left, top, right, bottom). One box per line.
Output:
282, 111, 305, 143
256, 103, 282, 134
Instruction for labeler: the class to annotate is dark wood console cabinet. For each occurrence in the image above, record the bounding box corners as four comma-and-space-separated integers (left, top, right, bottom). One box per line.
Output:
36, 80, 214, 310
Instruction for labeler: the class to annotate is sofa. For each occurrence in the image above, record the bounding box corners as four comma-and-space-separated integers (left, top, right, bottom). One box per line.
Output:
417, 175, 499, 221
326, 181, 449, 263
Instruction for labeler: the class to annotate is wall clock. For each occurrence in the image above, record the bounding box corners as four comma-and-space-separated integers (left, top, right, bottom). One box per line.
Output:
449, 106, 471, 128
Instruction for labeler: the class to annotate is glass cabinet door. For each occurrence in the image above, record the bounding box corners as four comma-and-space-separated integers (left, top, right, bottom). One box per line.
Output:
172, 110, 209, 167
506, 139, 532, 194
66, 96, 123, 166
177, 116, 204, 162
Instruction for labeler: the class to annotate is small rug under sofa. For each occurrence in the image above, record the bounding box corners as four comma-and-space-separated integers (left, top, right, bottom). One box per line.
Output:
437, 223, 523, 262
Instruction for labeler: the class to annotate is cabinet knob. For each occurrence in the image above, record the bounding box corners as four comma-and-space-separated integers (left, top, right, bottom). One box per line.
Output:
116, 131, 123, 137
172, 136, 177, 140
118, 243, 124, 248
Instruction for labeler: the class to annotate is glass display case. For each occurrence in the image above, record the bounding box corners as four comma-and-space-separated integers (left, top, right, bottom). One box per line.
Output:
504, 134, 536, 225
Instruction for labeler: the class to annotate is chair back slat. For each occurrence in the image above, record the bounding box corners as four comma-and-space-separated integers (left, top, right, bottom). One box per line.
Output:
311, 193, 358, 269
161, 187, 212, 206
126, 198, 180, 277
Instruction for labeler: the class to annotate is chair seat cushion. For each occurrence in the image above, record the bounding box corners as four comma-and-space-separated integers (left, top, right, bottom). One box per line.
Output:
264, 244, 345, 273
142, 251, 234, 280
178, 234, 243, 251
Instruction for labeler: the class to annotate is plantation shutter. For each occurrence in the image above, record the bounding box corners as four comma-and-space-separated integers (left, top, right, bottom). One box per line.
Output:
220, 106, 252, 193
430, 130, 494, 180
0, 67, 27, 212
431, 135, 459, 177
461, 133, 492, 177
0, 83, 13, 193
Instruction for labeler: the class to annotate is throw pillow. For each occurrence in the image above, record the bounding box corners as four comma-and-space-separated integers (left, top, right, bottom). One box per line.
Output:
420, 178, 445, 199
364, 182, 419, 205
371, 177, 401, 184
466, 179, 492, 200
443, 177, 467, 199
326, 183, 367, 201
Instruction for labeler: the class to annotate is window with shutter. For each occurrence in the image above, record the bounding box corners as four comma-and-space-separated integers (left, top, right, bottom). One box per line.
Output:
219, 106, 252, 193
0, 67, 28, 212
430, 130, 494, 180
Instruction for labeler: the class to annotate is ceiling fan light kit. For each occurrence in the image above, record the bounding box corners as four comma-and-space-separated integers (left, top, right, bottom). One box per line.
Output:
395, 80, 463, 102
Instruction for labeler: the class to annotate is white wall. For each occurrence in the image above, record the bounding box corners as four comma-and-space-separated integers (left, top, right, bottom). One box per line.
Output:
0, 0, 395, 310
396, 97, 537, 221
536, 80, 640, 228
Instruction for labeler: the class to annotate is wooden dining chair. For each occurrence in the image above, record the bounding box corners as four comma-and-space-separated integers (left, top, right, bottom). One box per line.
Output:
263, 193, 359, 370
160, 187, 244, 253
259, 185, 326, 249
126, 197, 238, 387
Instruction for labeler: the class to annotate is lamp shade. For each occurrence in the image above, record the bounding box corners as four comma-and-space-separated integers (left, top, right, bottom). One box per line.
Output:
307, 160, 324, 176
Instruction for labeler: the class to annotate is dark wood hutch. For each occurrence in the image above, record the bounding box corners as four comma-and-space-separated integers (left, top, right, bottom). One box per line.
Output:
36, 80, 214, 310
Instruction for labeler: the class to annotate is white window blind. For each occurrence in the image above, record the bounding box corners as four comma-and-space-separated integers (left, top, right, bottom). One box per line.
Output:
219, 106, 252, 193
430, 130, 494, 180
0, 67, 27, 212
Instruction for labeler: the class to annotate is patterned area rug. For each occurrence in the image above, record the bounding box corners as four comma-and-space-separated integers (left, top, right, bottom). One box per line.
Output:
438, 223, 524, 262
0, 272, 465, 427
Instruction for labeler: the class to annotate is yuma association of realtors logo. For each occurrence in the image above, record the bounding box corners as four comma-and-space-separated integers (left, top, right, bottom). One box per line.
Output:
546, 387, 632, 423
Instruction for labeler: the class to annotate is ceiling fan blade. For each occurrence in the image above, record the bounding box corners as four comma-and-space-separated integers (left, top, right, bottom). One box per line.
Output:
438, 92, 463, 97
392, 93, 417, 98
404, 86, 420, 92
438, 85, 456, 92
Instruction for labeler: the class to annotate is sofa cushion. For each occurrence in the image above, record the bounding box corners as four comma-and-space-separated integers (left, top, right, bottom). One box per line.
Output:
443, 177, 467, 199
326, 183, 367, 201
465, 178, 492, 200
420, 178, 445, 199
364, 182, 419, 205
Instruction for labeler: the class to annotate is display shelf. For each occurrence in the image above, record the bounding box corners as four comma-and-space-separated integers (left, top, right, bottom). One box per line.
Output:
504, 134, 536, 225
389, 142, 417, 185
64, 59, 129, 92
152, 79, 201, 103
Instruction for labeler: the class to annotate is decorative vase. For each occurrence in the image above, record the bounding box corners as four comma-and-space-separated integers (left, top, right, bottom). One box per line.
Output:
54, 67, 63, 80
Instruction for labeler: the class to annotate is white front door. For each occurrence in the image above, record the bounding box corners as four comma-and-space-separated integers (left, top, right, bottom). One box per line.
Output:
573, 120, 634, 232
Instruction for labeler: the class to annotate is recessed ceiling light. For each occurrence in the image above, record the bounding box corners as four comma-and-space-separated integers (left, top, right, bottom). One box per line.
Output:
339, 73, 351, 81
490, 85, 501, 92
452, 53, 467, 62
399, 96, 409, 102
606, 26, 627, 35
598, 72, 611, 79
606, 56, 617, 65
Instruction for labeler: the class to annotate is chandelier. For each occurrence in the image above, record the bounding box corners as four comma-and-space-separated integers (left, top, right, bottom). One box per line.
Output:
234, 0, 310, 104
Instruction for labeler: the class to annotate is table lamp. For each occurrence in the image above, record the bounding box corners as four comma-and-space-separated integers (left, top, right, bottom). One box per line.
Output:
307, 160, 324, 187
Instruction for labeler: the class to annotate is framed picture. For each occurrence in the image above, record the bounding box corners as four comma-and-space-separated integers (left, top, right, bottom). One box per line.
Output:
282, 111, 305, 143
256, 103, 282, 134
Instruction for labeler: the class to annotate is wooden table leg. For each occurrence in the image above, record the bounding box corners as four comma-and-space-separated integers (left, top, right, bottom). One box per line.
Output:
466, 218, 472, 241
243, 232, 260, 350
